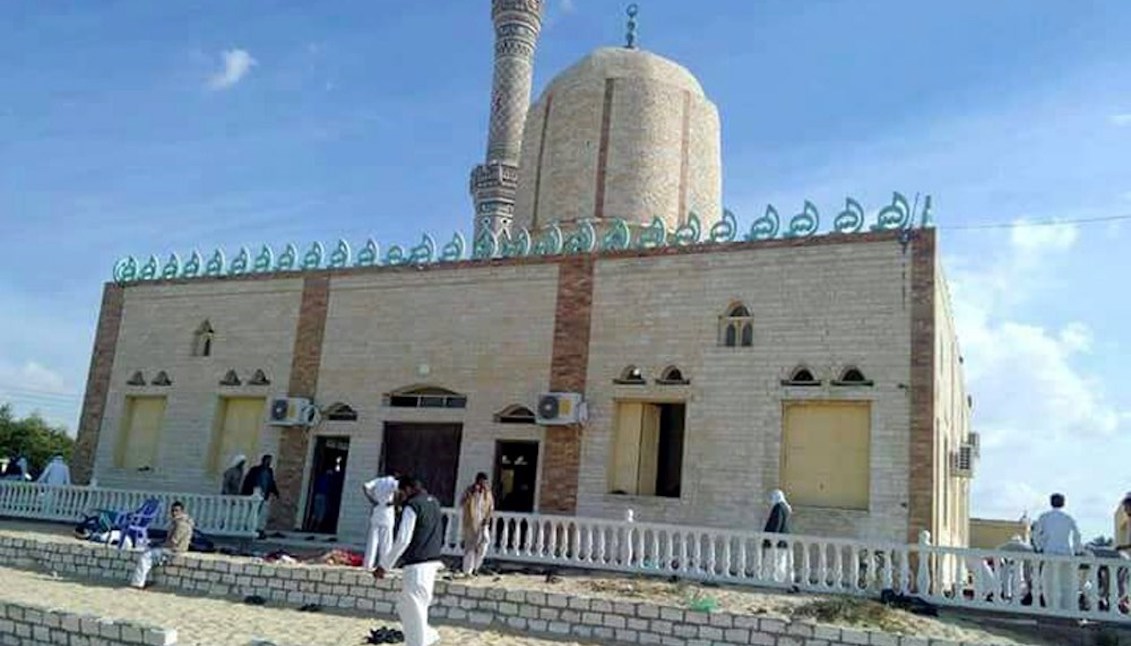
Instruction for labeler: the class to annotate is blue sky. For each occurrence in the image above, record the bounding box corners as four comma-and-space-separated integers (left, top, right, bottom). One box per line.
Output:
2, 1, 1130, 538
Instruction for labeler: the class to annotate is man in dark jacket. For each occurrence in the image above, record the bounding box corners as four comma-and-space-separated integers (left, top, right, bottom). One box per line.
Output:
374, 475, 443, 646
241, 455, 280, 534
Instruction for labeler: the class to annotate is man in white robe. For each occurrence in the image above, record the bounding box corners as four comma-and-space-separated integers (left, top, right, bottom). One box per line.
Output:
362, 472, 399, 571
1032, 492, 1082, 610
37, 455, 71, 486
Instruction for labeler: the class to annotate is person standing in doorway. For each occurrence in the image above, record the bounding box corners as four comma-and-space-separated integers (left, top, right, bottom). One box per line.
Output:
374, 476, 443, 646
241, 455, 280, 536
221, 454, 246, 495
459, 472, 495, 577
762, 489, 793, 584
1032, 493, 1082, 610
362, 471, 399, 570
129, 501, 194, 589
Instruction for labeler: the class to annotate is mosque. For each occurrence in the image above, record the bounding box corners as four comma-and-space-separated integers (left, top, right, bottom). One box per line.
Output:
70, 1, 974, 547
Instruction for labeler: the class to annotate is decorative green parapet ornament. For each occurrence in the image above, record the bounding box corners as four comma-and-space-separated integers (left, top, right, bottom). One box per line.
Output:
440, 232, 466, 262
833, 197, 865, 234
205, 249, 226, 277
872, 192, 911, 231
161, 253, 181, 280
408, 234, 436, 265
563, 220, 597, 254
784, 201, 820, 238
301, 242, 324, 270
472, 229, 497, 260
113, 256, 138, 284
673, 213, 701, 247
532, 224, 563, 256
601, 218, 631, 252
139, 255, 159, 280
709, 209, 737, 243
500, 227, 531, 258
746, 205, 780, 241
328, 239, 351, 269
229, 246, 250, 275
385, 244, 406, 265
356, 238, 379, 267
253, 245, 274, 273
636, 216, 667, 250
919, 195, 934, 228
182, 251, 202, 278
276, 243, 297, 271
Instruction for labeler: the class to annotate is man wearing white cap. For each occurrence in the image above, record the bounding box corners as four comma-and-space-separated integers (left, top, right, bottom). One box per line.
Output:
362, 471, 399, 571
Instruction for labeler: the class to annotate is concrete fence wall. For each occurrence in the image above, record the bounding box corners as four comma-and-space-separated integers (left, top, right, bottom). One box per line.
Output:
0, 600, 177, 646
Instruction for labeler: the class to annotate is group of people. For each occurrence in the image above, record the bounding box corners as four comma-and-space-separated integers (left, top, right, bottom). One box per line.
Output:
220, 453, 279, 534
3, 454, 71, 485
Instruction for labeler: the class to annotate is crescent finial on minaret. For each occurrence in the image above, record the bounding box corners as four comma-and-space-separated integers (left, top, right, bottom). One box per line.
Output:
625, 4, 639, 49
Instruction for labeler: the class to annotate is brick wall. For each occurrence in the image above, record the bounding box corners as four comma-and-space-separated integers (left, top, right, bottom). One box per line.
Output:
0, 533, 1000, 646
0, 599, 177, 646
907, 231, 937, 545
72, 284, 125, 486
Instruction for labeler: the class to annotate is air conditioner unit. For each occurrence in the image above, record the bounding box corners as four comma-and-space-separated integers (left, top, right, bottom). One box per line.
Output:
536, 392, 586, 426
967, 432, 981, 458
268, 397, 317, 426
952, 444, 975, 478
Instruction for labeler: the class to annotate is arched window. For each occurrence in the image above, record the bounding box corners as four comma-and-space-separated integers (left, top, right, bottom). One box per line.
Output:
782, 366, 821, 386
219, 369, 241, 386
719, 302, 754, 348
193, 321, 215, 357
126, 370, 146, 386
386, 385, 467, 409
494, 404, 536, 424
151, 371, 172, 386
833, 367, 873, 387
325, 402, 359, 421
613, 365, 646, 385
248, 369, 271, 386
657, 365, 690, 385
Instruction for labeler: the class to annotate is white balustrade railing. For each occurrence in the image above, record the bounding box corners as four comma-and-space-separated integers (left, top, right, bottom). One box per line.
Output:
0, 481, 261, 538
438, 509, 1131, 624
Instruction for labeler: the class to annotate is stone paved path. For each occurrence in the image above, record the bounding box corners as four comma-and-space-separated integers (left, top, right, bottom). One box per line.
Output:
0, 566, 593, 646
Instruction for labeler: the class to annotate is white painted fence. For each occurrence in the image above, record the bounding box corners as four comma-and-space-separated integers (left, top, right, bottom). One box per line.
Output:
0, 482, 261, 538
439, 510, 1131, 624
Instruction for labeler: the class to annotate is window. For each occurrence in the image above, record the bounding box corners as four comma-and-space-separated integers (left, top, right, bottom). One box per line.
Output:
719, 303, 754, 348
325, 402, 358, 421
495, 404, 536, 424
657, 365, 690, 385
126, 370, 146, 386
219, 369, 241, 386
193, 321, 215, 357
782, 366, 821, 386
151, 371, 172, 386
207, 397, 266, 474
115, 396, 167, 470
613, 365, 646, 385
833, 367, 873, 387
386, 385, 467, 409
608, 401, 685, 497
248, 369, 271, 386
781, 401, 871, 510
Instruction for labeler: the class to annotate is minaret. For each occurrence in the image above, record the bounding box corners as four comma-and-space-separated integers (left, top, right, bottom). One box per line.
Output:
470, 0, 544, 243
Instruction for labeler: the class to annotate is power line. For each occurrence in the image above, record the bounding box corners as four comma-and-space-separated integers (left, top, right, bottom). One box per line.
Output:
942, 213, 1131, 231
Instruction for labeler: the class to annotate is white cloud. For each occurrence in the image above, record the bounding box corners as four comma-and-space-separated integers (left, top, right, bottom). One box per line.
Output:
0, 361, 70, 394
0, 361, 78, 431
1008, 220, 1077, 256
560, 0, 576, 13
208, 49, 257, 91
1110, 113, 1131, 127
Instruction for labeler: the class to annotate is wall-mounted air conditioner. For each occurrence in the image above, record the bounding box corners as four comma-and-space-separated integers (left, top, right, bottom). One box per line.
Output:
268, 397, 317, 427
535, 392, 587, 426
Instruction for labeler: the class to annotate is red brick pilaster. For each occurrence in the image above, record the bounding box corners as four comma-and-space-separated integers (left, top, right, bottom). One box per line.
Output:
907, 229, 937, 543
271, 276, 330, 530
538, 256, 594, 514
71, 284, 125, 485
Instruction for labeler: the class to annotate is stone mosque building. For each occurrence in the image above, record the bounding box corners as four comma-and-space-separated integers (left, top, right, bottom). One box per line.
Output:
70, 1, 975, 547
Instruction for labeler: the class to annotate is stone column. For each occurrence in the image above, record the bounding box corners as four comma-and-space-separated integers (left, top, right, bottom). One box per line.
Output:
71, 283, 125, 485
471, 0, 544, 243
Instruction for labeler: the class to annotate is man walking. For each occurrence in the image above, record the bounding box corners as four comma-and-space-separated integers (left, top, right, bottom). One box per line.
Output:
1032, 492, 1082, 610
374, 476, 443, 646
459, 472, 494, 577
130, 501, 193, 589
241, 455, 279, 535
362, 471, 399, 570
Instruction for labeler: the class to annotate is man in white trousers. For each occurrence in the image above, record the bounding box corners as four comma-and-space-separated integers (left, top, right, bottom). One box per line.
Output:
362, 471, 399, 570
374, 476, 444, 646
1032, 492, 1082, 610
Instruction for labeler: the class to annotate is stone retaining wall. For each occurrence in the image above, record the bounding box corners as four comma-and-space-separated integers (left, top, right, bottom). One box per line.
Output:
0, 533, 1000, 646
0, 600, 176, 646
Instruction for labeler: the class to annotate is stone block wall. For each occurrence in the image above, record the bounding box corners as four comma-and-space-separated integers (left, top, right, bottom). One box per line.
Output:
0, 533, 1006, 646
0, 600, 176, 646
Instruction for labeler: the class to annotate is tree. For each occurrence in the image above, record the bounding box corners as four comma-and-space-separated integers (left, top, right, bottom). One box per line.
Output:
0, 404, 75, 477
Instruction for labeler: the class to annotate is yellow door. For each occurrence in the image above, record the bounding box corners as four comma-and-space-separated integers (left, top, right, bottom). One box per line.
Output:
781, 401, 871, 510
609, 402, 644, 494
209, 397, 266, 473
116, 396, 167, 470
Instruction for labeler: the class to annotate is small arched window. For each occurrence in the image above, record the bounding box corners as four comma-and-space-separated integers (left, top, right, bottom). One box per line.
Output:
657, 365, 690, 385
325, 402, 359, 421
219, 369, 241, 386
248, 369, 271, 386
386, 385, 467, 409
613, 365, 646, 385
193, 321, 215, 357
833, 367, 873, 387
495, 404, 536, 424
126, 370, 146, 386
720, 302, 754, 348
151, 371, 172, 386
782, 366, 821, 386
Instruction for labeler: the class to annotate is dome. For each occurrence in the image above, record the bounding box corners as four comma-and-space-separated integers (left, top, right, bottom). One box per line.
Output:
511, 46, 722, 233
537, 46, 705, 100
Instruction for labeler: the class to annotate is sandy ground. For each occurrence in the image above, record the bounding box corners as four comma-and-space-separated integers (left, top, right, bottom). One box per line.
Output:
0, 566, 594, 646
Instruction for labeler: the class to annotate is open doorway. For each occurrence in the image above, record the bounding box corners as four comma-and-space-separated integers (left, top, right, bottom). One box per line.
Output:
494, 440, 539, 513
302, 436, 349, 533
381, 423, 463, 506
